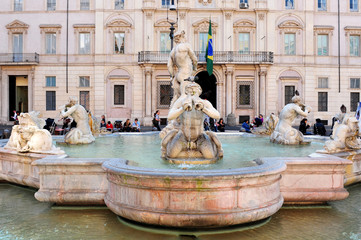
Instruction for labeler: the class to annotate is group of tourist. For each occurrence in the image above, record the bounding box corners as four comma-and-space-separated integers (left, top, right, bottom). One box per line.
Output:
299, 118, 327, 136
100, 115, 140, 132
203, 117, 226, 132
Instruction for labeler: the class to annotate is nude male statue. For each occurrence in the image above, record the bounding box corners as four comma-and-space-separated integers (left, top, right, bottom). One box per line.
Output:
60, 97, 95, 144
161, 82, 223, 159
167, 30, 198, 104
270, 93, 311, 144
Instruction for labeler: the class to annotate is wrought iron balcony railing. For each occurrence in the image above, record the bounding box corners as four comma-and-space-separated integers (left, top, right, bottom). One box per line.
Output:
0, 53, 39, 65
138, 51, 273, 64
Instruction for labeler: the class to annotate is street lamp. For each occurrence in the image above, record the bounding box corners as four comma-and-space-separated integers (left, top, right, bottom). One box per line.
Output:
166, 0, 178, 49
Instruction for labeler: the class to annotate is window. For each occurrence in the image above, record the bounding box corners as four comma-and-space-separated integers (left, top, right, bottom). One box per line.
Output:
115, 0, 124, 9
351, 92, 360, 111
239, 85, 250, 105
46, 91, 56, 110
114, 33, 125, 54
237, 81, 254, 108
350, 35, 360, 56
285, 86, 295, 105
350, 78, 360, 88
79, 33, 90, 54
160, 33, 171, 52
318, 77, 328, 88
240, 0, 248, 3
80, 0, 90, 10
318, 92, 328, 111
284, 33, 296, 55
45, 33, 56, 54
46, 76, 56, 87
162, 0, 170, 8
285, 0, 294, 9
350, 0, 358, 11
317, 34, 328, 56
199, 32, 208, 52
318, 0, 326, 11
14, 0, 23, 11
114, 85, 125, 105
47, 0, 56, 11
157, 81, 173, 108
79, 91, 89, 110
13, 34, 23, 62
239, 33, 250, 52
79, 76, 90, 87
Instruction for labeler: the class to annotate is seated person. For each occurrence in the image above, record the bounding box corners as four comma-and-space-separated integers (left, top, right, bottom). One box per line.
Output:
114, 121, 123, 132
299, 118, 311, 135
241, 120, 252, 133
106, 121, 113, 132
123, 119, 132, 132
217, 118, 225, 132
254, 114, 263, 127
131, 118, 140, 132
100, 120, 106, 128
314, 118, 326, 136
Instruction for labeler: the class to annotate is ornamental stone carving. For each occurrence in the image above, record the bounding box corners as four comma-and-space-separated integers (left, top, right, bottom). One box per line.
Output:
6, 20, 29, 34
193, 19, 217, 34
39, 24, 62, 34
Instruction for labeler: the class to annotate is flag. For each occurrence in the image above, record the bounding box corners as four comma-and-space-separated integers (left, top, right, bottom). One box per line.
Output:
205, 19, 213, 76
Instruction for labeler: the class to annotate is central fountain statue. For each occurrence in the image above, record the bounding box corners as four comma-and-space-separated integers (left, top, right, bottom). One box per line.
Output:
160, 30, 223, 163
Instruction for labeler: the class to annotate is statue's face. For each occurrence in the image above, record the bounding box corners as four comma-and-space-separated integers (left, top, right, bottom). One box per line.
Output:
185, 85, 201, 96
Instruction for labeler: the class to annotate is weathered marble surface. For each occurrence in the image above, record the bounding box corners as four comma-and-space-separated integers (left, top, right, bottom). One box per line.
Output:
277, 154, 352, 204
34, 158, 109, 205
321, 116, 361, 153
161, 82, 223, 161
253, 113, 279, 135
270, 94, 311, 145
332, 150, 361, 186
60, 97, 95, 144
103, 158, 286, 227
5, 111, 64, 154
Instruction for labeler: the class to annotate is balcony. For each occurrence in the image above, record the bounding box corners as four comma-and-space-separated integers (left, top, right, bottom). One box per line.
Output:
0, 53, 39, 65
138, 51, 273, 64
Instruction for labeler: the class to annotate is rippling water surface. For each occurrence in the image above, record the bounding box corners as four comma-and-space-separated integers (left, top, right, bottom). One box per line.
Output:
0, 183, 360, 240
58, 134, 325, 170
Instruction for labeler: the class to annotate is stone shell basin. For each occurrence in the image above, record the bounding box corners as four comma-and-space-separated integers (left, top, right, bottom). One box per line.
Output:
103, 158, 286, 228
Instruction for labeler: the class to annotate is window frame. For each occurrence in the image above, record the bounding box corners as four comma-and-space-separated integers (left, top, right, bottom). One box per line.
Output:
47, 0, 56, 11
114, 32, 125, 54
46, 76, 56, 87
160, 32, 171, 52
284, 33, 296, 55
317, 34, 329, 56
157, 81, 173, 109
79, 76, 90, 87
318, 92, 328, 112
80, 0, 90, 10
14, 0, 23, 11
285, 0, 294, 10
236, 81, 254, 109
45, 33, 56, 54
350, 0, 359, 12
238, 32, 250, 53
46, 91, 56, 111
350, 92, 360, 111
318, 0, 327, 11
79, 91, 90, 110
79, 32, 91, 54
115, 0, 124, 10
114, 85, 125, 106
317, 77, 329, 88
350, 78, 360, 89
350, 35, 360, 57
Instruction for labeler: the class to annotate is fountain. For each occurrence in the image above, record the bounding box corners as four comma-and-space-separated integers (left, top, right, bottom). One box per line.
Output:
0, 30, 359, 234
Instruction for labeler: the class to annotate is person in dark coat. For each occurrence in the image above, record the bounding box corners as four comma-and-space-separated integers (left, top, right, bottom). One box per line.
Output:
314, 118, 326, 136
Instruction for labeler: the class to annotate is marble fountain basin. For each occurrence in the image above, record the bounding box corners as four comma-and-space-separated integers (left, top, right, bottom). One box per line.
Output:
102, 158, 286, 228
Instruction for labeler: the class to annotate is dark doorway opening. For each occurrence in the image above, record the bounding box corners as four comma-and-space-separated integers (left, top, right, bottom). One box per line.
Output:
195, 71, 217, 108
9, 75, 28, 121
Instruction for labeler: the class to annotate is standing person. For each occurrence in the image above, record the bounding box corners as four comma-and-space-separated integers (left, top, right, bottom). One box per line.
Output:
213, 118, 218, 132
11, 110, 17, 123
218, 118, 225, 132
314, 118, 326, 136
299, 118, 311, 135
153, 110, 161, 131
132, 118, 140, 132
123, 119, 131, 132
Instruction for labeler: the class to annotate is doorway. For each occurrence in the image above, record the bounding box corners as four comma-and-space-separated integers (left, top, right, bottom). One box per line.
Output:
195, 71, 217, 108
9, 75, 28, 121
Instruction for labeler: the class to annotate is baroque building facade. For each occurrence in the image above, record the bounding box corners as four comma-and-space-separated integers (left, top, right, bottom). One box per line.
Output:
0, 0, 361, 126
